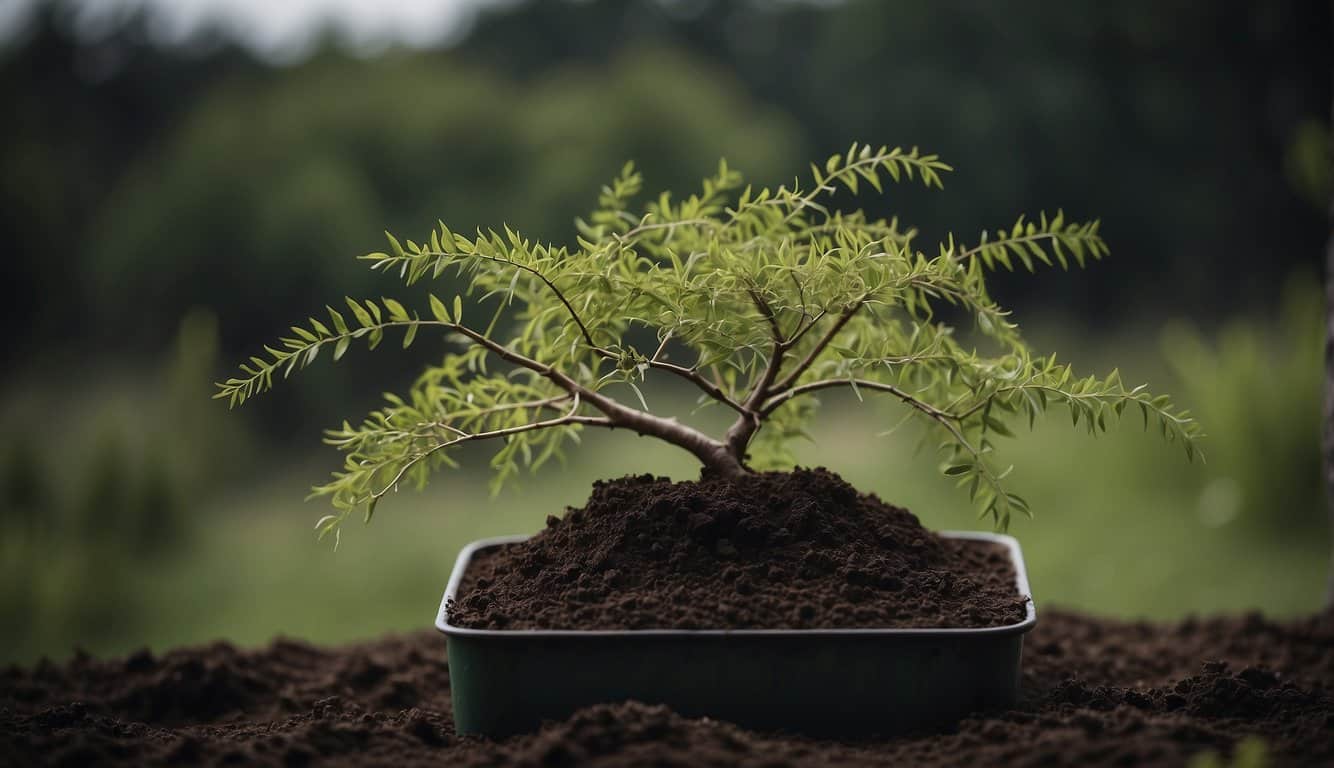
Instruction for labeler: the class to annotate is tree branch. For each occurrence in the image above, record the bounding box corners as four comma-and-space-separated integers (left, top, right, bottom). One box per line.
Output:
641, 359, 749, 416
622, 217, 716, 239
462, 252, 601, 351
722, 290, 791, 462
757, 374, 1006, 522
769, 300, 864, 394
650, 331, 673, 363
747, 288, 786, 346
371, 396, 613, 502
355, 395, 575, 444
952, 232, 1063, 263
448, 324, 738, 472
418, 255, 753, 468
785, 308, 827, 350
227, 313, 743, 477
761, 377, 956, 421
743, 290, 788, 404
391, 248, 604, 352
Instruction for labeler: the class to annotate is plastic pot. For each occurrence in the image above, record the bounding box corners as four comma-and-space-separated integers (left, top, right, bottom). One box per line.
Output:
436, 531, 1036, 738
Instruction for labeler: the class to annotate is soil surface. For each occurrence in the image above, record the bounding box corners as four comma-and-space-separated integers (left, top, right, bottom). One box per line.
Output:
2, 610, 1332, 766
451, 468, 1028, 630
4, 471, 1332, 765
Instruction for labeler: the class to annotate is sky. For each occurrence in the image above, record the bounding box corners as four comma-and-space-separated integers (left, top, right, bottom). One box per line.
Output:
0, 0, 519, 61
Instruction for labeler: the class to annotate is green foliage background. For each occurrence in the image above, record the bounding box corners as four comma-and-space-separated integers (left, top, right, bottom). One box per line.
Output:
0, 0, 1328, 663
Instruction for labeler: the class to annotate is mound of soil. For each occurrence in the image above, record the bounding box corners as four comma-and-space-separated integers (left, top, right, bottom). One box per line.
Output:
3, 611, 1332, 766
450, 468, 1028, 630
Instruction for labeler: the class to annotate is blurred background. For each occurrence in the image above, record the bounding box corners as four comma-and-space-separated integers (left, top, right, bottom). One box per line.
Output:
1, 0, 1330, 665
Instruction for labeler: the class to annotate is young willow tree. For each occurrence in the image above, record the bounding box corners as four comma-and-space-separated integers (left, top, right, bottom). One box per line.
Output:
217, 143, 1200, 543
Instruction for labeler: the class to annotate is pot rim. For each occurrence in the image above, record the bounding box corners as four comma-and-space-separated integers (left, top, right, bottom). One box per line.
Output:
435, 530, 1036, 639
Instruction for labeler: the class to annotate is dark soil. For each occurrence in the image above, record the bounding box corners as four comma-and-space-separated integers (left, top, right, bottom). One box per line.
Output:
451, 468, 1028, 630
3, 611, 1332, 766
3, 471, 1332, 765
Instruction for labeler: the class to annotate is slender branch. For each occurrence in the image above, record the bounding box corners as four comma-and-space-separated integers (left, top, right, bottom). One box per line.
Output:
785, 308, 827, 349
460, 252, 601, 351
365, 394, 573, 442
410, 395, 572, 439
760, 373, 1002, 496
641, 331, 750, 413
390, 248, 604, 352
622, 217, 716, 239
747, 288, 787, 346
449, 394, 571, 418
788, 270, 808, 320
642, 359, 748, 416
371, 396, 611, 501
950, 383, 1195, 428
583, 331, 747, 417
224, 313, 740, 466
410, 249, 757, 469
769, 299, 865, 393
761, 377, 956, 420
228, 315, 741, 475
743, 290, 788, 405
351, 394, 573, 445
772, 157, 884, 229
722, 290, 791, 461
769, 151, 932, 231
447, 325, 736, 471
952, 231, 1076, 264
757, 371, 1006, 511
651, 330, 673, 363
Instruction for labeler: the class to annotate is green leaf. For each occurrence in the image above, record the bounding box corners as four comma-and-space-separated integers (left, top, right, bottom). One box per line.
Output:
315, 514, 341, 541
383, 298, 408, 322
327, 307, 348, 334
346, 297, 373, 328
385, 231, 405, 259
430, 294, 452, 323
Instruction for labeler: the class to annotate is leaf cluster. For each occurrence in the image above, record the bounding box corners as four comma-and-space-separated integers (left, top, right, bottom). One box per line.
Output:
217, 142, 1200, 539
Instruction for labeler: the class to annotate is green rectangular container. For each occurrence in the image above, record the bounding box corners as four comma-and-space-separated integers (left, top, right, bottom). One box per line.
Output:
436, 531, 1035, 738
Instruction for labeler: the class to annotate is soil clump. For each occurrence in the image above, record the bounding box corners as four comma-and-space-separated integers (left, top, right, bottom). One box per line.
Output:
451, 468, 1027, 631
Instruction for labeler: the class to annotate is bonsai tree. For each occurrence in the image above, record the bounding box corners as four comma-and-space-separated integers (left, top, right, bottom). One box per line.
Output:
217, 143, 1199, 544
